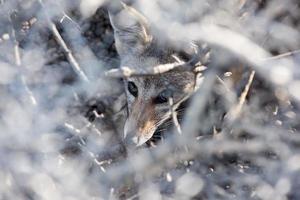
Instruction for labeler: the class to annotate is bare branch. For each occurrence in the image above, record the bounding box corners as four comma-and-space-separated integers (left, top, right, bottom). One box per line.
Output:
105, 62, 207, 77
38, 0, 90, 83
168, 97, 182, 135
262, 49, 300, 61
10, 15, 37, 106
48, 22, 90, 83
225, 70, 256, 122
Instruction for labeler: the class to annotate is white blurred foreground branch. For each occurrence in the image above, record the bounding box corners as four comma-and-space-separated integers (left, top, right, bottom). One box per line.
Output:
1, 0, 299, 199
48, 22, 90, 82
38, 0, 90, 83
10, 16, 37, 106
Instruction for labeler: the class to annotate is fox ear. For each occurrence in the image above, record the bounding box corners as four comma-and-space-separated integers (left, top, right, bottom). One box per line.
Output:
109, 2, 153, 56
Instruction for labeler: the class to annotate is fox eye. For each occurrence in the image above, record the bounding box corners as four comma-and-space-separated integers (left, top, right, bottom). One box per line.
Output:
127, 81, 138, 97
154, 89, 173, 104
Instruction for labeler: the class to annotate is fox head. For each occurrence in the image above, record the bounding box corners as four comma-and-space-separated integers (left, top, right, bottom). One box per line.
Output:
109, 2, 200, 146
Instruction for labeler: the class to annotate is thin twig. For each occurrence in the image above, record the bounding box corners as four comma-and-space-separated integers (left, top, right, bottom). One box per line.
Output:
216, 75, 231, 92
60, 12, 81, 30
168, 97, 182, 135
225, 70, 255, 121
104, 49, 299, 78
105, 41, 210, 77
105, 63, 207, 77
262, 49, 300, 61
38, 0, 89, 83
10, 16, 37, 106
48, 22, 89, 82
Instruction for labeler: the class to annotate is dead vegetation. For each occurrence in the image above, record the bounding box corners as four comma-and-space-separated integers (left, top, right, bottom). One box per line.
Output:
0, 0, 300, 199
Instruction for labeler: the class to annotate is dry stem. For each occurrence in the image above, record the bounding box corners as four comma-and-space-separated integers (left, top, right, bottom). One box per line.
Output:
38, 0, 89, 83
168, 97, 182, 135
225, 70, 255, 122
10, 16, 37, 106
105, 62, 207, 77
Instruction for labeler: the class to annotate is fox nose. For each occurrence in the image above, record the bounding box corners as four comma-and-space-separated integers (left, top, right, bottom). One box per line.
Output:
132, 136, 148, 146
124, 121, 149, 147
124, 132, 148, 147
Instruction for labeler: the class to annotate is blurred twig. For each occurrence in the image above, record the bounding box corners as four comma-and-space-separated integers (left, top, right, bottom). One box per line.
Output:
60, 12, 81, 30
262, 49, 300, 61
38, 0, 90, 83
48, 22, 89, 82
9, 13, 37, 106
216, 75, 231, 92
225, 70, 255, 122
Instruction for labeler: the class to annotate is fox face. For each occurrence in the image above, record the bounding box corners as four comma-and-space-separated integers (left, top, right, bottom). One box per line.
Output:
124, 72, 195, 145
109, 2, 199, 146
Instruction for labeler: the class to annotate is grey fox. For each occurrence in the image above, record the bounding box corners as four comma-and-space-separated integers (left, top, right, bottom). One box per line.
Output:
108, 2, 202, 146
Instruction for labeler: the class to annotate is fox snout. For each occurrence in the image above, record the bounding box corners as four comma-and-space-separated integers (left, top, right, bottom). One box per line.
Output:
124, 119, 155, 146
124, 99, 168, 146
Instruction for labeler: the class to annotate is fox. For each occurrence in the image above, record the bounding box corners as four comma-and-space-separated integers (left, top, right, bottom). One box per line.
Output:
108, 2, 204, 146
